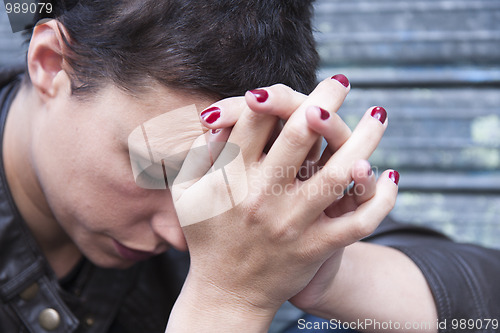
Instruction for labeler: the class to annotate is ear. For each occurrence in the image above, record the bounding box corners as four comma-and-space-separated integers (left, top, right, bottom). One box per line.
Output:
27, 20, 70, 101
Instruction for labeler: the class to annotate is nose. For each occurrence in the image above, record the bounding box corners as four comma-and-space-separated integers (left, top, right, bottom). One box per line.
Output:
151, 213, 188, 252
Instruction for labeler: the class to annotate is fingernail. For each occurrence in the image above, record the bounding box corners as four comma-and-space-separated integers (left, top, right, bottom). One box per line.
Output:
319, 107, 330, 120
200, 107, 221, 124
370, 106, 387, 124
389, 171, 400, 185
368, 168, 373, 177
211, 128, 221, 135
249, 89, 269, 103
331, 74, 350, 88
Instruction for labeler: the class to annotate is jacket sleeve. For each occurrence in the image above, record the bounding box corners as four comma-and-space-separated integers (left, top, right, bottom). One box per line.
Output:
365, 217, 500, 333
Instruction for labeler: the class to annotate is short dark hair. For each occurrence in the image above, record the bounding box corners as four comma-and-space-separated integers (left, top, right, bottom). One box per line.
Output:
26, 0, 319, 98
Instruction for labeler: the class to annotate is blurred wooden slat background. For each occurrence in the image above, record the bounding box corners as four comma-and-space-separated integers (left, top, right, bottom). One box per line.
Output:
315, 0, 500, 249
1, 1, 500, 248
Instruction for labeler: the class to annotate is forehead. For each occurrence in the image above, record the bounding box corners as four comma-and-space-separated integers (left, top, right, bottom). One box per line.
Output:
72, 83, 214, 187
128, 104, 205, 164
112, 86, 214, 189
87, 82, 214, 140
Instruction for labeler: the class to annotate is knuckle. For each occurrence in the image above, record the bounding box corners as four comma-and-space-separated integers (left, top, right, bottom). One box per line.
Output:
245, 194, 300, 241
283, 122, 311, 149
270, 83, 295, 98
244, 107, 260, 121
271, 83, 304, 103
244, 191, 266, 217
243, 107, 267, 122
351, 216, 377, 239
270, 83, 289, 91
216, 96, 245, 113
270, 222, 300, 242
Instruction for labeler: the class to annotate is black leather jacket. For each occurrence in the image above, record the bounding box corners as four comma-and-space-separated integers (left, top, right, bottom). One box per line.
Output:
0, 68, 189, 333
1, 67, 499, 333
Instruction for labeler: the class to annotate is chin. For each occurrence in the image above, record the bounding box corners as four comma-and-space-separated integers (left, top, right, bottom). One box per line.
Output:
87, 254, 138, 270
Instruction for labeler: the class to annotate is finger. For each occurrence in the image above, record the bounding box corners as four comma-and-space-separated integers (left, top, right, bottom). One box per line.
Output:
172, 127, 233, 191
244, 85, 308, 161
171, 124, 249, 227
206, 127, 232, 163
304, 137, 323, 163
297, 105, 348, 181
324, 160, 376, 218
228, 111, 278, 163
199, 97, 246, 129
261, 75, 351, 185
244, 84, 307, 118
305, 106, 352, 164
168, 131, 212, 194
224, 85, 310, 162
251, 77, 348, 164
311, 169, 400, 250
301, 106, 388, 212
296, 137, 323, 181
199, 84, 308, 129
262, 120, 284, 155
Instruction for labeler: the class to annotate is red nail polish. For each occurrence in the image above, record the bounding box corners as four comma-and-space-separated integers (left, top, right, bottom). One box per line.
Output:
200, 107, 221, 124
211, 129, 221, 135
368, 168, 373, 177
370, 106, 387, 124
331, 74, 350, 88
389, 171, 400, 185
250, 89, 269, 103
319, 107, 330, 120
201, 106, 219, 118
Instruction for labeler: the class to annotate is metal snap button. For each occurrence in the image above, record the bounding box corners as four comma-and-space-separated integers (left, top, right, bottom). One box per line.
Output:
38, 308, 61, 331
84, 315, 95, 327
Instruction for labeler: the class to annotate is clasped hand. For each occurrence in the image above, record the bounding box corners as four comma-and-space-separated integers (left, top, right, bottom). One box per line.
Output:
167, 76, 399, 331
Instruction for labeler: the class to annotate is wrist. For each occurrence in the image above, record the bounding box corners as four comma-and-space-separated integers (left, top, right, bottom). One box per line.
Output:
166, 273, 278, 332
289, 248, 345, 314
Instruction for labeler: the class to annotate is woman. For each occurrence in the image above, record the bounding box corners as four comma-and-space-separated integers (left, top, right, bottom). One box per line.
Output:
1, 1, 498, 332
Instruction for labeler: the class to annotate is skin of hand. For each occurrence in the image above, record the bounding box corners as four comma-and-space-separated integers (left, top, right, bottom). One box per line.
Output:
198, 78, 387, 302
166, 77, 398, 332
196, 79, 437, 332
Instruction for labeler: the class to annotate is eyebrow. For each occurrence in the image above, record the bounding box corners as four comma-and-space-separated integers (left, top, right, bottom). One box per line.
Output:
128, 104, 205, 181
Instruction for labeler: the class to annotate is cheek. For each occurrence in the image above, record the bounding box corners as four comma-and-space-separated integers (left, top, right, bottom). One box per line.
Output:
71, 134, 179, 232
97, 159, 178, 220
36, 94, 193, 235
36, 141, 153, 234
